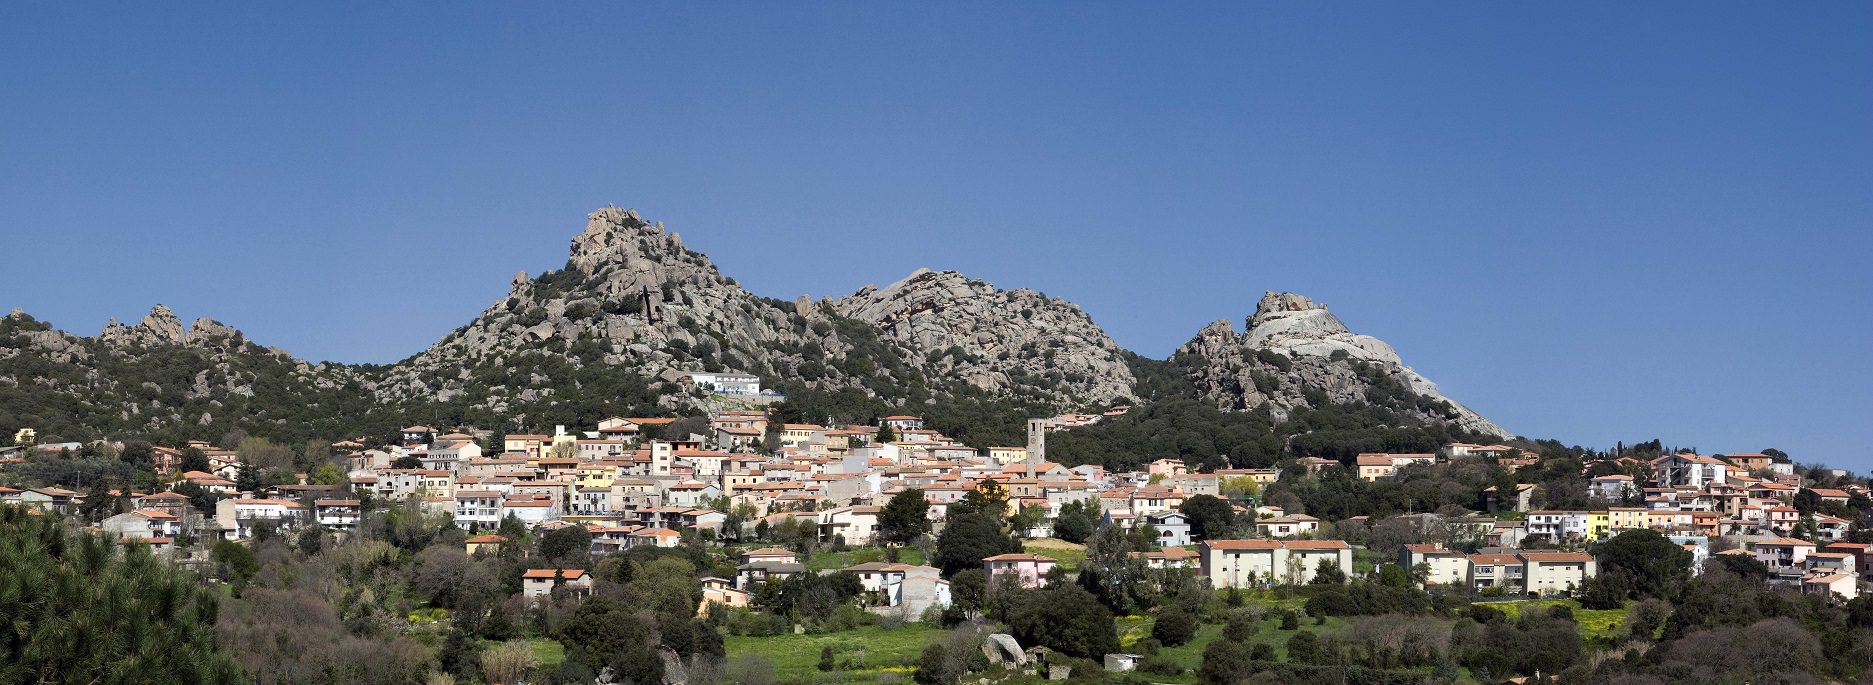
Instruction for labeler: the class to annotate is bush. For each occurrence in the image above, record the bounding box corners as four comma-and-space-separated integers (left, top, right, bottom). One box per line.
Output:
1280, 610, 1300, 630
1152, 605, 1199, 646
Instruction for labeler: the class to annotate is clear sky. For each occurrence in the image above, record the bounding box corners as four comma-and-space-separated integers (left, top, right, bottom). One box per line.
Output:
3, 4, 1870, 470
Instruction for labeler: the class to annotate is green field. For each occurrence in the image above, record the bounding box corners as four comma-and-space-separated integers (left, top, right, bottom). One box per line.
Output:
723, 624, 944, 680
803, 546, 927, 571
1473, 599, 1629, 640
1022, 538, 1088, 570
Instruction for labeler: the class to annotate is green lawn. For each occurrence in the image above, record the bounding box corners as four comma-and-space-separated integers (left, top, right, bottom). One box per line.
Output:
802, 546, 926, 571
1022, 538, 1087, 571
1473, 599, 1628, 640
529, 639, 566, 669
723, 624, 944, 680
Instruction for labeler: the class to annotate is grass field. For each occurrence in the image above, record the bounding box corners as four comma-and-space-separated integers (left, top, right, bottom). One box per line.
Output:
1022, 538, 1087, 570
528, 639, 566, 669
803, 546, 926, 571
1473, 599, 1629, 640
723, 624, 944, 680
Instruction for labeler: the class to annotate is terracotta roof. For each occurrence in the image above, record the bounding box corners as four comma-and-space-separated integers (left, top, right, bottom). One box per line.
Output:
1206, 540, 1284, 550
465, 534, 509, 544
521, 569, 586, 580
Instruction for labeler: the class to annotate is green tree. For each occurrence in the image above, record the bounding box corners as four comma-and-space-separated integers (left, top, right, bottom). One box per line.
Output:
538, 525, 594, 567
949, 568, 987, 615
1053, 498, 1100, 544
1178, 494, 1235, 540
0, 506, 243, 684
1593, 528, 1693, 602
119, 440, 154, 471
1151, 605, 1199, 646
876, 423, 898, 444
878, 488, 932, 544
179, 447, 211, 473
212, 540, 258, 582
391, 455, 424, 469
1310, 559, 1346, 584
1197, 638, 1255, 685
1004, 584, 1121, 659
933, 511, 1020, 577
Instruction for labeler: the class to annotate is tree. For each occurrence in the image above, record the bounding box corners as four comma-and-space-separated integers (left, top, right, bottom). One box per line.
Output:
933, 511, 1020, 577
557, 596, 663, 685
1152, 605, 1199, 646
538, 525, 593, 567
0, 506, 243, 684
1593, 528, 1693, 602
1310, 559, 1346, 585
1286, 631, 1322, 663
949, 568, 987, 615
212, 539, 258, 582
1198, 638, 1255, 685
1004, 584, 1121, 659
179, 447, 211, 473
878, 488, 932, 544
1179, 494, 1235, 540
392, 455, 424, 469
876, 423, 898, 444
235, 461, 261, 494
119, 440, 154, 471
817, 645, 836, 672
955, 480, 1009, 520
1053, 498, 1100, 544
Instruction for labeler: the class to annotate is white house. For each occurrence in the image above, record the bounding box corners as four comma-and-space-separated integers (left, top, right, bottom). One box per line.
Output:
1199, 539, 1353, 588
1145, 511, 1194, 547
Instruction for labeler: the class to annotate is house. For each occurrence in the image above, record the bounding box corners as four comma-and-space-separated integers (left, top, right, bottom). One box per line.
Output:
700, 577, 750, 615
680, 371, 762, 396
455, 491, 503, 530
1652, 454, 1729, 489
629, 527, 682, 548
983, 553, 1058, 589
313, 499, 361, 532
1803, 572, 1859, 600
1146, 511, 1194, 547
1590, 475, 1636, 501
1148, 459, 1188, 477
1400, 543, 1469, 587
401, 425, 437, 444
1199, 539, 1353, 588
1521, 552, 1597, 595
817, 506, 883, 545
1254, 514, 1319, 539
880, 415, 925, 433
1753, 537, 1817, 573
1465, 553, 1525, 593
1134, 546, 1201, 569
1483, 483, 1537, 512
465, 534, 507, 555
521, 569, 593, 602
213, 498, 309, 538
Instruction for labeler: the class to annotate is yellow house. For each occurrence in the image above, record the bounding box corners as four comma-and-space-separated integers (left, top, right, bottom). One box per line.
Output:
1606, 507, 1648, 532
1586, 511, 1610, 541
987, 447, 1029, 464
576, 463, 617, 488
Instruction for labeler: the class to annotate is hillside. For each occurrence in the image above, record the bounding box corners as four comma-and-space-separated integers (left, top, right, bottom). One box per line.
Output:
0, 205, 1506, 449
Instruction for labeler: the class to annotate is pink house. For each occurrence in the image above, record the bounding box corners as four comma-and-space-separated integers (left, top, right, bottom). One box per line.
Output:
1147, 459, 1188, 477
983, 553, 1058, 589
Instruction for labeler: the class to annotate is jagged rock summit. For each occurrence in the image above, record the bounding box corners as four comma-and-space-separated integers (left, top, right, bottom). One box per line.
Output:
2, 205, 1508, 444
1177, 291, 1509, 438
829, 268, 1137, 402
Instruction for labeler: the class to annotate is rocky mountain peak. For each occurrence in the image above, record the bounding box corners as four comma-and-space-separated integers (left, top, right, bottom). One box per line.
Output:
1178, 291, 1509, 438
133, 305, 188, 345
831, 268, 1137, 403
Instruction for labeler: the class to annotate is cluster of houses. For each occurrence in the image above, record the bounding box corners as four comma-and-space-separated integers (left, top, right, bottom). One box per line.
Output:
4, 415, 1868, 607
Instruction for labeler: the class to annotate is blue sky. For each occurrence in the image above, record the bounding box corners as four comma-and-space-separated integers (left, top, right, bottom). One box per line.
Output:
3, 4, 1869, 469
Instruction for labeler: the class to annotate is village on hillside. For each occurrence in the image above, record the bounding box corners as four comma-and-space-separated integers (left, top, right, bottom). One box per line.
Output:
5, 382, 1873, 684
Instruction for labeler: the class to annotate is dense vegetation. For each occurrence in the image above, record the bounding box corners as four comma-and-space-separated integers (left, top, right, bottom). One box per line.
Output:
0, 505, 243, 683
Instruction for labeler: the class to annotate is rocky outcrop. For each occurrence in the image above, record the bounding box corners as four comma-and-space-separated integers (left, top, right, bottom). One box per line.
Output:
2, 207, 1508, 444
1174, 292, 1508, 437
830, 269, 1135, 403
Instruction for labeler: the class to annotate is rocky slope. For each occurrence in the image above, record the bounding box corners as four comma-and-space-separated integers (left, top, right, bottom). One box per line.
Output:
829, 269, 1136, 402
0, 205, 1506, 443
0, 305, 371, 444
372, 207, 1135, 424
1175, 292, 1509, 438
